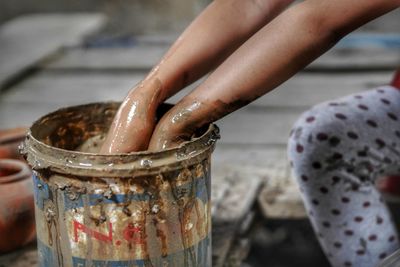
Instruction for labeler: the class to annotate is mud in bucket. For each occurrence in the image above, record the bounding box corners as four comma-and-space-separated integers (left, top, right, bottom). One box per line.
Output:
22, 102, 219, 267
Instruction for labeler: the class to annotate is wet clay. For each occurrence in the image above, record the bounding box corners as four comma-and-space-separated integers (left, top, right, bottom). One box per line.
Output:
148, 96, 242, 151
100, 78, 163, 154
23, 102, 219, 267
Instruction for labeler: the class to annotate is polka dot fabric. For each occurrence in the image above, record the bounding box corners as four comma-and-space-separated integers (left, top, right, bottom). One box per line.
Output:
288, 86, 400, 267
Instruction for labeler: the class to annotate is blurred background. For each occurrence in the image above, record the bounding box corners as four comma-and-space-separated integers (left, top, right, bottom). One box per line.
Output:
0, 0, 210, 34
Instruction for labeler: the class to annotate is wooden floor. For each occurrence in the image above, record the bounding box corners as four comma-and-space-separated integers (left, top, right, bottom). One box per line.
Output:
0, 10, 399, 267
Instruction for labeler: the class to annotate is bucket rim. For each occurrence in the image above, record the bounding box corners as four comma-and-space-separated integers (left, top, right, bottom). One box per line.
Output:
23, 102, 219, 177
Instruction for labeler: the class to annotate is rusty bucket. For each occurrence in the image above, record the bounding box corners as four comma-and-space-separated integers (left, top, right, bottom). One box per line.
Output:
22, 102, 219, 266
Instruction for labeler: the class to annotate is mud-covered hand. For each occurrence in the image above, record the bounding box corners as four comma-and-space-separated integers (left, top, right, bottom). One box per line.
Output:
100, 78, 162, 153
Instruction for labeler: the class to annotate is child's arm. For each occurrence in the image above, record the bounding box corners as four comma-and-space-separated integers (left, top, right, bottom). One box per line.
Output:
100, 0, 294, 153
148, 0, 400, 150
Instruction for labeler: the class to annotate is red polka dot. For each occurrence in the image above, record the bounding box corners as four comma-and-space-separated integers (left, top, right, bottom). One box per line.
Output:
332, 176, 341, 184
351, 184, 360, 191
356, 250, 365, 255
381, 98, 390, 105
354, 216, 363, 223
366, 120, 378, 128
335, 113, 347, 120
317, 132, 329, 141
322, 221, 331, 228
313, 162, 322, 169
332, 209, 341, 215
344, 230, 354, 236
375, 138, 386, 148
363, 201, 371, 208
341, 197, 350, 203
334, 242, 342, 248
357, 150, 367, 157
306, 116, 315, 123
388, 112, 398, 121
329, 136, 341, 147
296, 144, 304, 153
347, 132, 358, 139
358, 104, 369, 110
376, 216, 383, 224
312, 199, 319, 205
320, 187, 329, 194
368, 234, 377, 241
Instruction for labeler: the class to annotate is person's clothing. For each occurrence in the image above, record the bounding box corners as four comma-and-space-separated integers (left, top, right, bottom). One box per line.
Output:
288, 85, 400, 267
392, 70, 400, 89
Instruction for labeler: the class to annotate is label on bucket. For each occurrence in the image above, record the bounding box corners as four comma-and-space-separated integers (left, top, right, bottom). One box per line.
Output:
32, 167, 211, 267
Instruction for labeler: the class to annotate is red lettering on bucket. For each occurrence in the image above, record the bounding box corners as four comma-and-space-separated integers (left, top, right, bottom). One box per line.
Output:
122, 223, 144, 244
73, 220, 113, 243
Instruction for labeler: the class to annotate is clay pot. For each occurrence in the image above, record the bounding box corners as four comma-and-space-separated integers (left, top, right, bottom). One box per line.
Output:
0, 127, 27, 160
0, 159, 35, 253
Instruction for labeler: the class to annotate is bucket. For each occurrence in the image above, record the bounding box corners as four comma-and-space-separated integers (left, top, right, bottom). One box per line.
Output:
22, 102, 219, 267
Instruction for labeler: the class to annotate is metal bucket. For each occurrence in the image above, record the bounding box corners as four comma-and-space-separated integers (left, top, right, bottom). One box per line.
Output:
22, 102, 219, 267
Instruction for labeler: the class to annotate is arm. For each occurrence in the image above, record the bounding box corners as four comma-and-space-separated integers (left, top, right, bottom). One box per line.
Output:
100, 0, 294, 153
148, 0, 400, 150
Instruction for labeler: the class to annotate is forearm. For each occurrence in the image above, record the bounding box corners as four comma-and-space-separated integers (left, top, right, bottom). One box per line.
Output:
147, 0, 294, 102
149, 0, 399, 149
193, 0, 399, 106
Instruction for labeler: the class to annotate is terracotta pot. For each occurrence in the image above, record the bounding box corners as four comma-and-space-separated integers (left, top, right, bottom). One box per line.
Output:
0, 159, 36, 254
0, 127, 27, 160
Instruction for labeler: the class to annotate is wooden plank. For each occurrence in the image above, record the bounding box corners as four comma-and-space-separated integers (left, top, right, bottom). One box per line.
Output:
1, 73, 144, 104
223, 237, 252, 267
310, 48, 400, 71
41, 46, 399, 72
0, 243, 38, 267
0, 13, 105, 90
213, 145, 306, 219
40, 47, 168, 70
4, 71, 391, 108
212, 173, 263, 267
252, 72, 393, 108
0, 102, 63, 128
217, 108, 302, 145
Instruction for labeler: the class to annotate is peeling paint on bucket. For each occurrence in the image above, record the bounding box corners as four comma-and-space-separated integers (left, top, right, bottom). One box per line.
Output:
22, 102, 219, 267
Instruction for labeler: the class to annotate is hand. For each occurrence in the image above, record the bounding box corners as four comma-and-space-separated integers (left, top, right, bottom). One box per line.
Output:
100, 78, 162, 153
148, 98, 219, 151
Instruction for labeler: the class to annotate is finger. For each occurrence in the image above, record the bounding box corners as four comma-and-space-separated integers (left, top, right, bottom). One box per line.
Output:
148, 98, 214, 151
100, 78, 162, 154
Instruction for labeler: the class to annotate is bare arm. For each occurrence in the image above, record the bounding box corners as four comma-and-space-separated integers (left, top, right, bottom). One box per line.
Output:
100, 0, 294, 153
148, 0, 400, 150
